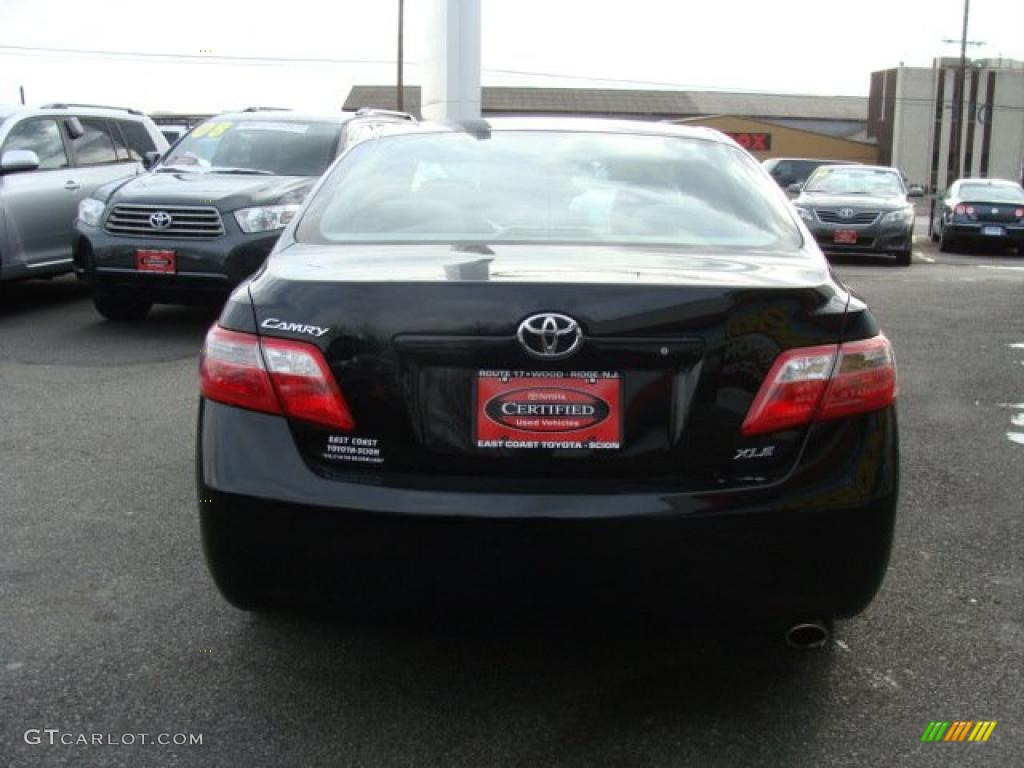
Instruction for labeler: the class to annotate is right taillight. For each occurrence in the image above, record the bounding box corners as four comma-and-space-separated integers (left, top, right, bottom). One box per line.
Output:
200, 325, 355, 431
741, 335, 897, 436
816, 336, 898, 421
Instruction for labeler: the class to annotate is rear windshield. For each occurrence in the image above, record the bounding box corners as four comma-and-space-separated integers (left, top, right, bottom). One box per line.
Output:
957, 183, 1024, 203
160, 119, 341, 176
296, 131, 803, 250
804, 167, 904, 196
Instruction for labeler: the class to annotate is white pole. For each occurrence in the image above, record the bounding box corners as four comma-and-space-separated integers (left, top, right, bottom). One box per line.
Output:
421, 0, 481, 121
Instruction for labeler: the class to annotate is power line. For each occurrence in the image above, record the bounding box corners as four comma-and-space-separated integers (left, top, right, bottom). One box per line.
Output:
1, 43, 1021, 112
0, 43, 876, 99
0, 43, 401, 66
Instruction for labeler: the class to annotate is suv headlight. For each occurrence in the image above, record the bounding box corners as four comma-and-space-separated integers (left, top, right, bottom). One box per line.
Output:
794, 205, 815, 223
78, 198, 106, 228
234, 204, 301, 234
882, 208, 913, 224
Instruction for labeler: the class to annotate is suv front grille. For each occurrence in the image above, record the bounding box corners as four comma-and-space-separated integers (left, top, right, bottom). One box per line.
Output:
104, 204, 225, 238
814, 209, 880, 226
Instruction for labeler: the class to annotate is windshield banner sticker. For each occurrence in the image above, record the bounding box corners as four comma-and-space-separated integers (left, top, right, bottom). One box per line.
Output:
236, 122, 310, 133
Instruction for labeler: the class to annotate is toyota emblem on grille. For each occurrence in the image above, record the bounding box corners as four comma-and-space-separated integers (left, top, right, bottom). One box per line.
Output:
838, 208, 856, 219
149, 211, 173, 229
517, 313, 582, 360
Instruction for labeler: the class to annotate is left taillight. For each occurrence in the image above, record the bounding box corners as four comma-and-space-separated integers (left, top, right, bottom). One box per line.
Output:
200, 325, 355, 431
741, 334, 897, 436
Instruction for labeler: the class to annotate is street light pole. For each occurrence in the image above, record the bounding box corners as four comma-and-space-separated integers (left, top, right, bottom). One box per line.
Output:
397, 0, 405, 111
950, 0, 970, 181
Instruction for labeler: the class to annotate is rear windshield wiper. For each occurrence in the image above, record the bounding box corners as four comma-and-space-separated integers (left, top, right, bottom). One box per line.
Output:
208, 167, 276, 176
155, 165, 202, 173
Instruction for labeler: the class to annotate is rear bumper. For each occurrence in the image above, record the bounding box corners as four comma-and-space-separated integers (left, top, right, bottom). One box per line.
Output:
73, 220, 279, 302
945, 223, 1024, 245
197, 400, 900, 618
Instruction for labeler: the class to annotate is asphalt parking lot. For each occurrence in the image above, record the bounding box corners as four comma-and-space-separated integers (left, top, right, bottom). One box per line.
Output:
1, 236, 1022, 767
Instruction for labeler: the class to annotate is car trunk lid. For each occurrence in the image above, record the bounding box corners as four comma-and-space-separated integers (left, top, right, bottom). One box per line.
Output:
248, 243, 848, 491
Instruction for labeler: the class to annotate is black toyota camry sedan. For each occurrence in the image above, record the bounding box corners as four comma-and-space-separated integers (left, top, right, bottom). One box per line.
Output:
197, 119, 899, 638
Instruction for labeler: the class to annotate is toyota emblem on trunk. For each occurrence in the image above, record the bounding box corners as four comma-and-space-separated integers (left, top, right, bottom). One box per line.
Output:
149, 211, 173, 229
517, 313, 582, 360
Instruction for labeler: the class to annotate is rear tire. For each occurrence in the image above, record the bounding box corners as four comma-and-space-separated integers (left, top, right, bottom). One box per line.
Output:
93, 292, 152, 322
895, 248, 912, 266
938, 227, 953, 253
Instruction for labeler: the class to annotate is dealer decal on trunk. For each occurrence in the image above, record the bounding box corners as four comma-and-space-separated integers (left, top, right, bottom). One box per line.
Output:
321, 434, 384, 465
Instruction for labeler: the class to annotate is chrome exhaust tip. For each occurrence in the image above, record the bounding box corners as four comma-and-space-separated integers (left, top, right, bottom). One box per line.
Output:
785, 620, 831, 649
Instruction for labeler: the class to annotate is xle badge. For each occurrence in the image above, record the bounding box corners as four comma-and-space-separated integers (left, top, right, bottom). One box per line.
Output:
735, 446, 775, 460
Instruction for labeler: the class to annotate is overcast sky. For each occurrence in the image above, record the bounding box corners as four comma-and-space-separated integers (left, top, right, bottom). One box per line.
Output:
1, 0, 1022, 114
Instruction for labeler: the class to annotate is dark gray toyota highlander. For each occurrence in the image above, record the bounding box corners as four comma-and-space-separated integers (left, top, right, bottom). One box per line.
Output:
73, 110, 353, 321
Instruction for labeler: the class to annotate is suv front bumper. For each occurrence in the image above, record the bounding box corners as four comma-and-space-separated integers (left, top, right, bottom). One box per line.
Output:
73, 219, 280, 303
805, 217, 913, 255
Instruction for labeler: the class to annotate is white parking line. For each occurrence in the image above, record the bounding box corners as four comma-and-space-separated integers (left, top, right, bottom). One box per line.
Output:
917, 253, 935, 263
978, 265, 1024, 271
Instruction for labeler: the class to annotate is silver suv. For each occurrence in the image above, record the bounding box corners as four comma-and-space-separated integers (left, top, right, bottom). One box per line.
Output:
0, 103, 168, 282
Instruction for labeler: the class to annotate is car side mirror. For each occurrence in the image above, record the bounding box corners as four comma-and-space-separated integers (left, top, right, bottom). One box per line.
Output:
0, 149, 41, 174
142, 151, 162, 170
906, 186, 925, 199
787, 182, 803, 194
65, 117, 86, 140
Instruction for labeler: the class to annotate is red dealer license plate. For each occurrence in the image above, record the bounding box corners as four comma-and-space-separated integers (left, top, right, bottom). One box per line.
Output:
833, 230, 858, 244
136, 249, 176, 273
476, 371, 622, 450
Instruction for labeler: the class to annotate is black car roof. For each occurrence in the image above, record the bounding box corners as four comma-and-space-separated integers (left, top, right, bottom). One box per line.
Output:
353, 116, 737, 145
955, 178, 1020, 186
767, 157, 858, 163
813, 164, 899, 173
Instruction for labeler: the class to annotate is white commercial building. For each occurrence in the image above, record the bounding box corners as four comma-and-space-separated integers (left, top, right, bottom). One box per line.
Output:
869, 58, 1024, 191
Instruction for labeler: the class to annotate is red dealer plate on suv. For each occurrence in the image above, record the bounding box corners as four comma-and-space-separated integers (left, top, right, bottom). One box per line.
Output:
833, 230, 858, 244
476, 371, 622, 450
136, 249, 177, 273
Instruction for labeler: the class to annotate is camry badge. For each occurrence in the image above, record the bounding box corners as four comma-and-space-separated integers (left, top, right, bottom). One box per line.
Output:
838, 208, 856, 219
149, 211, 173, 229
261, 318, 330, 337
517, 313, 582, 360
